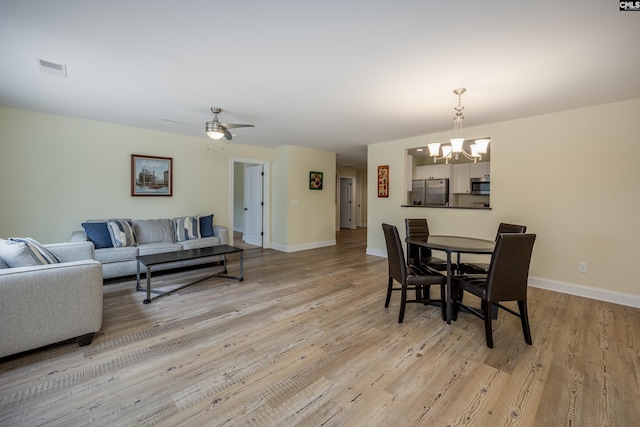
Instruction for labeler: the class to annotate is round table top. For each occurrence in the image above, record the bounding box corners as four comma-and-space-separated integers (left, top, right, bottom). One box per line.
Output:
405, 234, 495, 254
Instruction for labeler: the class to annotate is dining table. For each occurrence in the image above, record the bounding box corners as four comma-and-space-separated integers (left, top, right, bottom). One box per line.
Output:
405, 235, 495, 324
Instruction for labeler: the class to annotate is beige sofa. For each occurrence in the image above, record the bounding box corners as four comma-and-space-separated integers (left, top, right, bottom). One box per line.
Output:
0, 241, 103, 358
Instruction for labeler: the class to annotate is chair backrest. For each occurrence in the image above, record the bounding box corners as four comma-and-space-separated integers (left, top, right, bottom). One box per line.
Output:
494, 222, 527, 240
485, 233, 536, 302
382, 223, 407, 283
405, 218, 433, 259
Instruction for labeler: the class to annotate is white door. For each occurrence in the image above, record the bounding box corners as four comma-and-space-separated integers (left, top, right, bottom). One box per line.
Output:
340, 177, 352, 229
243, 165, 263, 246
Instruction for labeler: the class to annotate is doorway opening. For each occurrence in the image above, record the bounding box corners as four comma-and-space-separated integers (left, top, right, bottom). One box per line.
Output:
230, 158, 270, 249
338, 176, 357, 230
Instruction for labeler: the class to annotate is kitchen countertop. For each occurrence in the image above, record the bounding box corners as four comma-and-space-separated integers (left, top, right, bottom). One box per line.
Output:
401, 205, 491, 210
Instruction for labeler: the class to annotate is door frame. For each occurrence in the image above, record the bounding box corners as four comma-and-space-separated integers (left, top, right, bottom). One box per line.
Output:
229, 157, 270, 248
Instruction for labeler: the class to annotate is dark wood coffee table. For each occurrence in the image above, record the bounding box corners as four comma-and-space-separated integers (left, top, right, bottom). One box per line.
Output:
136, 245, 244, 304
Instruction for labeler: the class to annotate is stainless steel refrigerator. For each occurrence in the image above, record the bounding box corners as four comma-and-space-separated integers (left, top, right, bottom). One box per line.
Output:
411, 179, 449, 206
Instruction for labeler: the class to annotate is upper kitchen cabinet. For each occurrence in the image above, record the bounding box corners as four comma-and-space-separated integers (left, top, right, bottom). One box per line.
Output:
415, 163, 452, 180
453, 161, 490, 194
469, 161, 490, 178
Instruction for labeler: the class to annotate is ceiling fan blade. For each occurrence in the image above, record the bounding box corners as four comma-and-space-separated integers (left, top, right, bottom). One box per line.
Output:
160, 119, 197, 126
224, 128, 233, 140
222, 123, 254, 129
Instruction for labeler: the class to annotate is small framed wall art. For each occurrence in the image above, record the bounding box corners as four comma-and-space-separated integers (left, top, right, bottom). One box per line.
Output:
309, 171, 323, 190
378, 165, 389, 197
131, 154, 173, 196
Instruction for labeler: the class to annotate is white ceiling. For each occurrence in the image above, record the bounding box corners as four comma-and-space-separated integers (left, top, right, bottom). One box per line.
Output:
1, 1, 639, 169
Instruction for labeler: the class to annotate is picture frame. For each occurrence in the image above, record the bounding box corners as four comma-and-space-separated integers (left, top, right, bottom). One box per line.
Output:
309, 171, 323, 190
131, 154, 173, 196
378, 165, 389, 197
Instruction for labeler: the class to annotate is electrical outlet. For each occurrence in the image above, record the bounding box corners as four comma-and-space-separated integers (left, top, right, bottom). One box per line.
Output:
578, 262, 588, 273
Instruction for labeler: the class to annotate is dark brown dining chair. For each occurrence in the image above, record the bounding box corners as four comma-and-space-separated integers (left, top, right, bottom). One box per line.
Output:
404, 218, 451, 272
452, 233, 536, 348
382, 223, 446, 323
457, 222, 527, 275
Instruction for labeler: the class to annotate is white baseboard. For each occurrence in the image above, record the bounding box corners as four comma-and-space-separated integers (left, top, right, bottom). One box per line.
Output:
529, 276, 640, 309
366, 247, 387, 258
271, 239, 336, 253
366, 249, 640, 309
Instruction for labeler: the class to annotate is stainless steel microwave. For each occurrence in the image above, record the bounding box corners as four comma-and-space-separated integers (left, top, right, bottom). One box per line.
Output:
470, 177, 490, 195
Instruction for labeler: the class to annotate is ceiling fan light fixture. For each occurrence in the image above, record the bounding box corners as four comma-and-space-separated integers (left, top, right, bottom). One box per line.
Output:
205, 121, 225, 140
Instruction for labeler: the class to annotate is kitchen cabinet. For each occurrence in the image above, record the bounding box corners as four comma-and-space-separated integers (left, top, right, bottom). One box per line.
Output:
453, 163, 470, 194
415, 164, 451, 180
469, 161, 490, 178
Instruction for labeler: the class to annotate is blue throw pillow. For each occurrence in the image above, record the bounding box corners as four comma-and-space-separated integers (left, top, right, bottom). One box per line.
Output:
200, 214, 214, 237
82, 222, 113, 249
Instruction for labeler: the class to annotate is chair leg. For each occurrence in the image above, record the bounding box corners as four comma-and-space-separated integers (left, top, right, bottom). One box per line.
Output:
399, 284, 407, 323
385, 276, 393, 307
518, 300, 533, 345
490, 303, 499, 319
422, 285, 431, 302
440, 284, 447, 321
482, 300, 494, 348
451, 288, 458, 322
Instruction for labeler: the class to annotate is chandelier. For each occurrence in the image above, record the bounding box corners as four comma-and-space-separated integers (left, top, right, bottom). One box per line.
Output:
427, 88, 490, 164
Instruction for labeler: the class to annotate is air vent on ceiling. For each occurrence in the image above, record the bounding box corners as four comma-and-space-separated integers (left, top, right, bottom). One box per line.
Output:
36, 58, 67, 78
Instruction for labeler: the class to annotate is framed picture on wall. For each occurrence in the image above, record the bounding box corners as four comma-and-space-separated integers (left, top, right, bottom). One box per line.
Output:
310, 171, 323, 190
131, 154, 173, 196
378, 165, 389, 197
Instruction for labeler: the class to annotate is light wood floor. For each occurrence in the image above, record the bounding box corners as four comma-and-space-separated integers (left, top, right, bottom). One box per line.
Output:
1, 227, 639, 426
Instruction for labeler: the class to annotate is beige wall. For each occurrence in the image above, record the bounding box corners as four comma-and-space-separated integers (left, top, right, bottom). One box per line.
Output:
271, 145, 336, 251
367, 99, 640, 302
0, 107, 334, 252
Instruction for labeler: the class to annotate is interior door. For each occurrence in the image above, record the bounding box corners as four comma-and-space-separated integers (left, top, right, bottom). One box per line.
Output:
339, 177, 352, 229
243, 165, 263, 246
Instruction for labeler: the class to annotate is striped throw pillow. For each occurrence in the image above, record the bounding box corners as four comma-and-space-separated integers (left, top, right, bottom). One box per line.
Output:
107, 219, 137, 247
173, 215, 200, 242
0, 238, 60, 267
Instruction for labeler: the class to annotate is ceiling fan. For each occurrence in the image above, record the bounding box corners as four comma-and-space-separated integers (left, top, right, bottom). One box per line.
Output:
205, 107, 254, 141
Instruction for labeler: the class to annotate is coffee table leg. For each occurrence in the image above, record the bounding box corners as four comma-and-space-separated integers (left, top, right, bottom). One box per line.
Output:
136, 259, 141, 291
446, 252, 452, 324
144, 266, 152, 304
239, 252, 244, 281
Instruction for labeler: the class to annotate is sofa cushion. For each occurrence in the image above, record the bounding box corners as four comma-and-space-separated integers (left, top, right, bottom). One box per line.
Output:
94, 246, 139, 264
0, 238, 60, 267
179, 236, 221, 250
138, 242, 182, 256
81, 222, 113, 249
173, 215, 200, 242
107, 220, 137, 247
200, 214, 215, 237
133, 219, 174, 244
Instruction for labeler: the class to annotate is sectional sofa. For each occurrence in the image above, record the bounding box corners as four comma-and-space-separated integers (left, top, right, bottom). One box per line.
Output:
0, 241, 103, 358
71, 215, 228, 280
